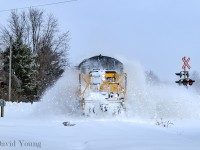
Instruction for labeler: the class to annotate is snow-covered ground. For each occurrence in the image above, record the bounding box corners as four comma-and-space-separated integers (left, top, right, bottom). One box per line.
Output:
1, 102, 200, 150
1, 60, 200, 150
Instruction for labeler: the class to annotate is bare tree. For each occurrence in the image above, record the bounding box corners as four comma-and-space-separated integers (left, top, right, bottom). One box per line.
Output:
28, 8, 44, 53
33, 12, 69, 96
0, 10, 28, 47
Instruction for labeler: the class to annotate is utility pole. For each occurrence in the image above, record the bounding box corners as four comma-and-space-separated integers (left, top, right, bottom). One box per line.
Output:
9, 37, 12, 102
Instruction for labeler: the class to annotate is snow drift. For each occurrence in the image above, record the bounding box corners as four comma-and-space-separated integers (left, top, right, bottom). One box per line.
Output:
34, 69, 82, 118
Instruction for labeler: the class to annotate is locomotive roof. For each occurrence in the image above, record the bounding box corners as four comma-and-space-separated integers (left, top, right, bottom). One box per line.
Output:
78, 54, 123, 74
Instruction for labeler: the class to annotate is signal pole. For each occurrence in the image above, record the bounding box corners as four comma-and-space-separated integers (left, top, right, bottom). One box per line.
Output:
183, 56, 187, 80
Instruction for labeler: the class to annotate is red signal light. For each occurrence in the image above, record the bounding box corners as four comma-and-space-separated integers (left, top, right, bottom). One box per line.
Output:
189, 80, 194, 86
182, 80, 187, 85
0, 82, 7, 88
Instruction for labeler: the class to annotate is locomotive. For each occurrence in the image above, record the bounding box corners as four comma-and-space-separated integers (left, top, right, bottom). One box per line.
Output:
78, 55, 127, 115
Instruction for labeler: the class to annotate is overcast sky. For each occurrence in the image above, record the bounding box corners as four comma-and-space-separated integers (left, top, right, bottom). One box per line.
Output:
0, 0, 200, 82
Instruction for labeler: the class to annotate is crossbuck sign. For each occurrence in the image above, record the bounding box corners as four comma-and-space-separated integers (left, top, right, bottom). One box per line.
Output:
182, 57, 191, 70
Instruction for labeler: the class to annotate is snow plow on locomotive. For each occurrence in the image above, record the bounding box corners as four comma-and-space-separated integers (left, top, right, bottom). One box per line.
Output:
78, 55, 127, 116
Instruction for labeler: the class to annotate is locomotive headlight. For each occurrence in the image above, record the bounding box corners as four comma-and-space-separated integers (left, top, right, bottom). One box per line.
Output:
102, 75, 106, 81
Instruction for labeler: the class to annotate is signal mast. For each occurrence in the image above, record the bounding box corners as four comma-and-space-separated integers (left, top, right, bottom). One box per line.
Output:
175, 56, 195, 86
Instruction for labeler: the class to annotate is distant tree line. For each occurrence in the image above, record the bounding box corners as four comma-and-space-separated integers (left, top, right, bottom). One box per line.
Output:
145, 70, 160, 85
0, 8, 69, 102
190, 71, 200, 94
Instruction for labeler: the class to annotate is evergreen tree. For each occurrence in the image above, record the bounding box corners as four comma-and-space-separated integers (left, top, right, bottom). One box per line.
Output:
2, 39, 37, 101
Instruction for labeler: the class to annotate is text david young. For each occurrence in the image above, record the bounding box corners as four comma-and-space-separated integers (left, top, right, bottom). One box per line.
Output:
0, 140, 41, 148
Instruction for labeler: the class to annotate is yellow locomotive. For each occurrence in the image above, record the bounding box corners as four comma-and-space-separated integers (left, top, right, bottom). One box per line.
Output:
78, 55, 127, 115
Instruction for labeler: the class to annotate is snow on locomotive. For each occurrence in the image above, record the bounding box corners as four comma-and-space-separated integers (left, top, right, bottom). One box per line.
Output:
78, 55, 127, 116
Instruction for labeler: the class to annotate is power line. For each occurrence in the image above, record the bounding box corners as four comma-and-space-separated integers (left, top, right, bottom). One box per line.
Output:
0, 0, 78, 13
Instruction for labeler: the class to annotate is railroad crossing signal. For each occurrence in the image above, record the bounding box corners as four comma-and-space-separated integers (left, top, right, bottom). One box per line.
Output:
175, 56, 195, 86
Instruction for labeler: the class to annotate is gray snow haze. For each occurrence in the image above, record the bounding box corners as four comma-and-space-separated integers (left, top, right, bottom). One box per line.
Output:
0, 0, 200, 82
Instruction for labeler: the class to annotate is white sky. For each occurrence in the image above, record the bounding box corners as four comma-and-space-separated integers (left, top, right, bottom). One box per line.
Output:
0, 0, 200, 81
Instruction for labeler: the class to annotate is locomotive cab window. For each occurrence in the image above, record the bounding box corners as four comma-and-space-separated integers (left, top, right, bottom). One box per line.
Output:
105, 71, 116, 82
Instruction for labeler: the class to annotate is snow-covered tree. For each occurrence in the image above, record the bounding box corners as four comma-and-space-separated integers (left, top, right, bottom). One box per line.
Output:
2, 39, 37, 101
